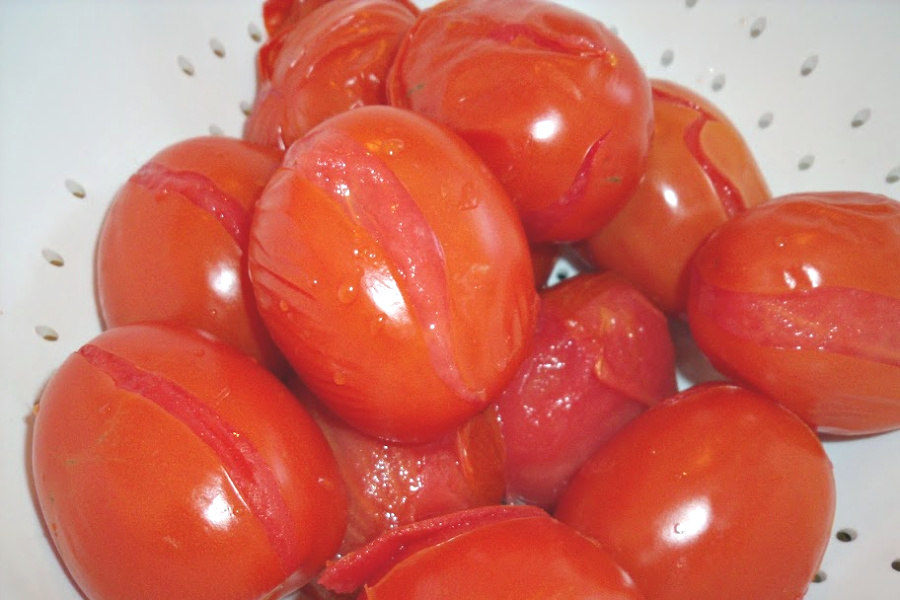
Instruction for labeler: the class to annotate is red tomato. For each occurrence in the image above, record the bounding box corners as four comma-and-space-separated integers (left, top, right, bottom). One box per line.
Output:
319, 505, 646, 599
580, 79, 771, 315
248, 105, 538, 442
386, 0, 653, 243
245, 0, 417, 151
687, 192, 900, 435
555, 383, 835, 600
261, 0, 418, 39
293, 383, 505, 555
495, 272, 676, 508
31, 324, 348, 600
95, 136, 287, 374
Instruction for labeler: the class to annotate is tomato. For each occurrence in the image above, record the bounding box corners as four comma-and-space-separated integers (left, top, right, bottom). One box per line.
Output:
261, 0, 418, 39
495, 272, 676, 509
248, 105, 538, 442
245, 0, 417, 151
293, 383, 505, 555
386, 0, 653, 243
31, 323, 348, 600
580, 79, 771, 316
687, 192, 900, 435
319, 505, 646, 599
95, 136, 287, 374
555, 383, 835, 600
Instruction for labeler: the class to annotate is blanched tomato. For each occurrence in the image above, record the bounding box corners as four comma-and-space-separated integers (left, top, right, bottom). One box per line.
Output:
687, 191, 900, 435
495, 272, 676, 509
555, 383, 835, 600
261, 0, 418, 39
293, 383, 505, 555
245, 0, 417, 151
31, 324, 347, 600
580, 79, 771, 315
248, 105, 538, 442
319, 505, 646, 599
387, 0, 653, 243
95, 136, 286, 374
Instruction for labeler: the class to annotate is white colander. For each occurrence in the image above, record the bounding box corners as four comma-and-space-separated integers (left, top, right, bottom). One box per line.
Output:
1, 1, 897, 598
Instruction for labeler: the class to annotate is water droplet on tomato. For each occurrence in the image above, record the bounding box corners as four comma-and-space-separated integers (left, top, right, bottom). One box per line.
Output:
338, 282, 359, 304
458, 196, 480, 210
279, 299, 289, 312
370, 314, 387, 334
333, 370, 347, 385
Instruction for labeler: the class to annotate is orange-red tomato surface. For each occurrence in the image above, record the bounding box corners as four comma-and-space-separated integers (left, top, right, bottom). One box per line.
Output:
31, 324, 348, 600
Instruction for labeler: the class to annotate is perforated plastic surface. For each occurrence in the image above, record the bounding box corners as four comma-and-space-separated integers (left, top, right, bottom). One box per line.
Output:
0, 1, 898, 598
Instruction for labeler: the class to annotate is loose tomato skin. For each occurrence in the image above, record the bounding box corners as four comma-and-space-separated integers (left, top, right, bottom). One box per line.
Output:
95, 136, 286, 374
245, 0, 417, 151
249, 105, 538, 442
31, 324, 348, 600
555, 383, 835, 600
261, 0, 418, 39
687, 192, 900, 434
581, 79, 771, 315
495, 272, 676, 509
386, 0, 653, 243
319, 506, 645, 600
293, 383, 505, 555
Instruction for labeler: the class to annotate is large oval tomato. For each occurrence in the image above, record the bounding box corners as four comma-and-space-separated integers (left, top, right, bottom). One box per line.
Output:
495, 272, 676, 509
294, 383, 505, 555
248, 105, 538, 442
555, 383, 835, 600
386, 0, 653, 243
319, 505, 646, 599
687, 191, 900, 434
31, 323, 347, 600
95, 136, 286, 374
245, 0, 417, 151
580, 79, 771, 315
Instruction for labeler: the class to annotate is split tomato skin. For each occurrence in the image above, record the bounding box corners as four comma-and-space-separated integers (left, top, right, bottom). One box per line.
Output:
687, 192, 900, 435
246, 0, 417, 151
555, 383, 835, 600
294, 384, 505, 555
581, 79, 771, 315
495, 272, 677, 509
319, 505, 646, 600
95, 136, 286, 374
386, 0, 653, 243
31, 323, 348, 600
248, 105, 538, 443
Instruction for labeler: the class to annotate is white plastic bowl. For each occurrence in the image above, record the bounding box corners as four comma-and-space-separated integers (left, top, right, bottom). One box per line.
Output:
1, 1, 898, 598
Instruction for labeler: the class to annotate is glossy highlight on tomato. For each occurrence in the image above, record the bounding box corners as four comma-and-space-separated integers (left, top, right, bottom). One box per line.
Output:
95, 136, 286, 374
580, 79, 770, 315
687, 191, 900, 435
387, 0, 653, 243
248, 105, 538, 442
555, 383, 836, 600
319, 505, 646, 599
31, 324, 348, 600
495, 272, 676, 509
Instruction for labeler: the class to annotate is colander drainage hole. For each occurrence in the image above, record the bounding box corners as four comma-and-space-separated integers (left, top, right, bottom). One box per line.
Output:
65, 178, 86, 199
850, 108, 871, 128
749, 16, 766, 38
41, 249, 64, 267
811, 570, 827, 583
248, 23, 263, 43
210, 37, 226, 58
35, 325, 59, 342
835, 528, 858, 542
240, 100, 253, 116
660, 49, 674, 67
209, 124, 225, 136
758, 111, 774, 129
800, 55, 819, 77
710, 73, 726, 92
178, 55, 195, 76
886, 166, 900, 184
798, 154, 815, 171
891, 559, 900, 572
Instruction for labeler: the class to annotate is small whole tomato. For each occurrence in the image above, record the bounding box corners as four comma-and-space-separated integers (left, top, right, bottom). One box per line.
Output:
495, 272, 676, 509
318, 505, 646, 599
31, 323, 348, 600
580, 79, 771, 315
293, 383, 505, 555
248, 105, 538, 442
687, 191, 900, 435
95, 136, 286, 374
387, 0, 653, 243
555, 383, 835, 600
245, 0, 417, 151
